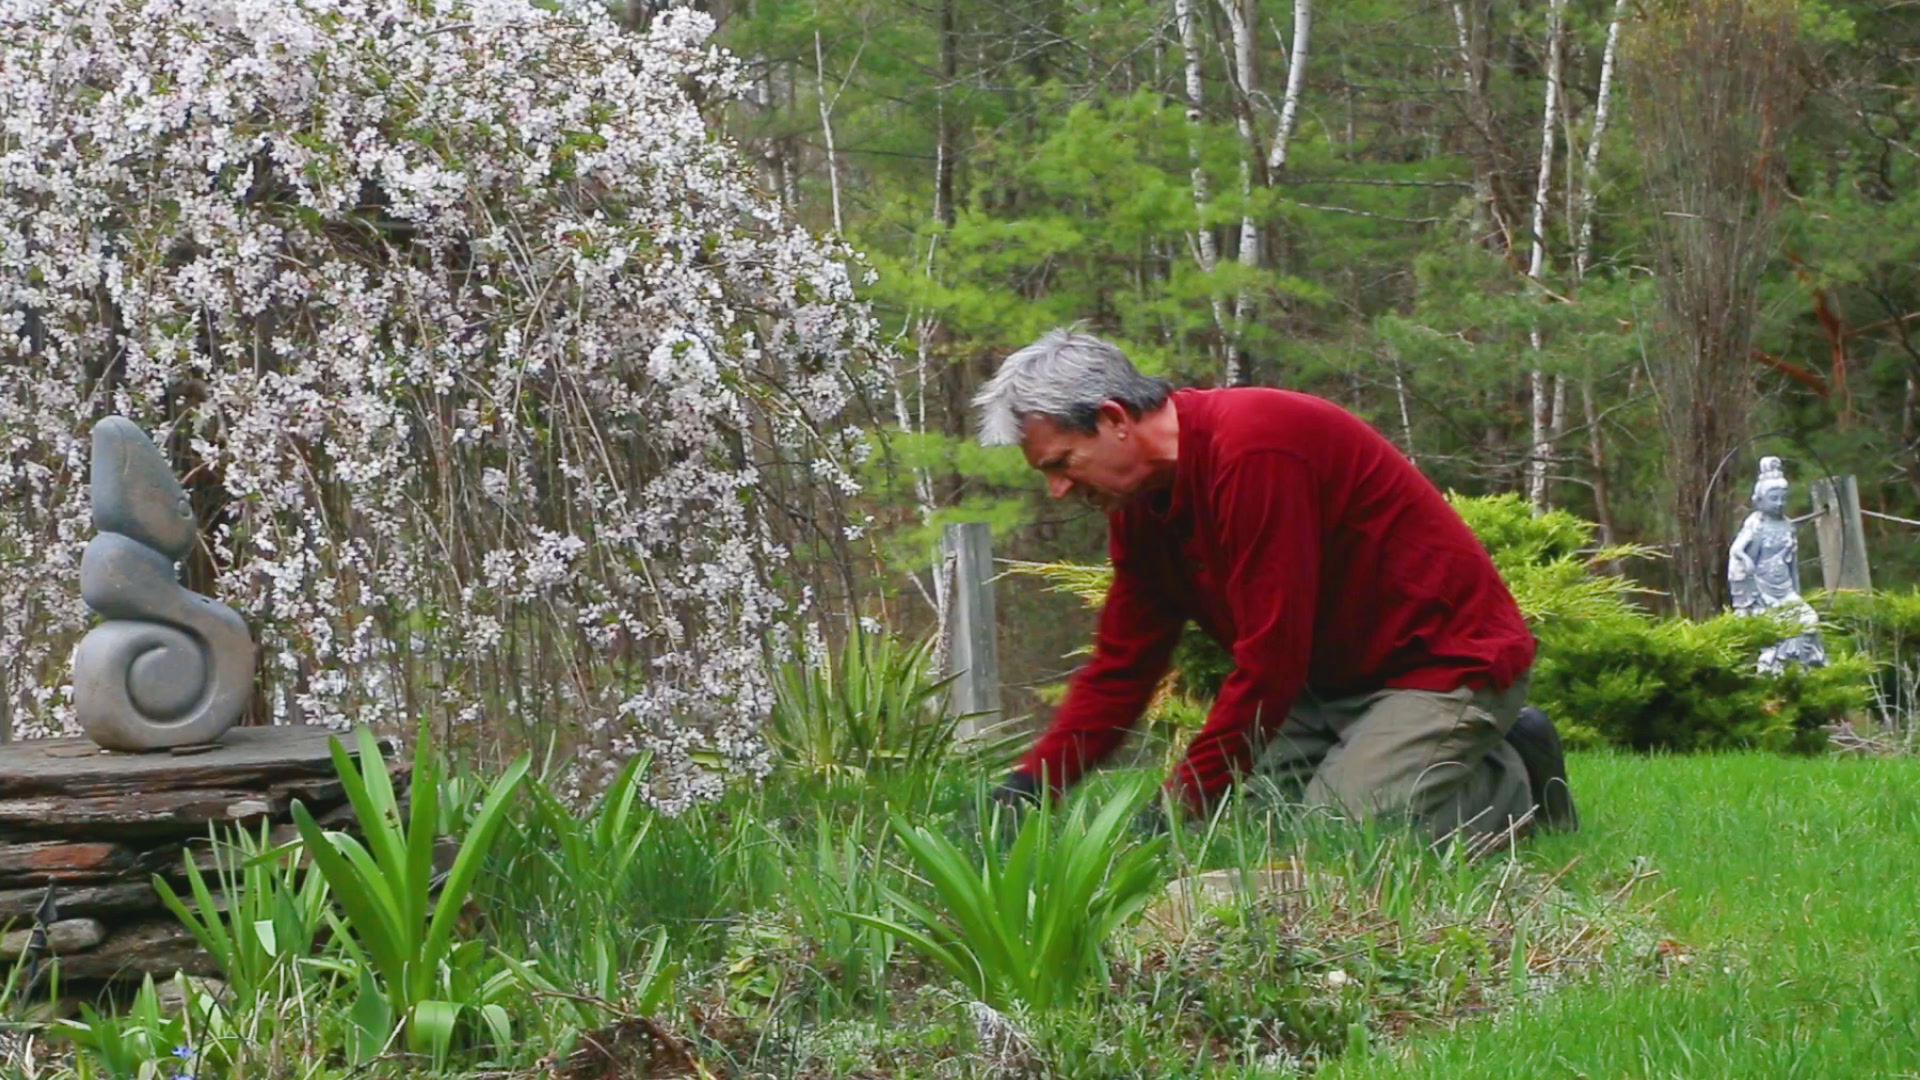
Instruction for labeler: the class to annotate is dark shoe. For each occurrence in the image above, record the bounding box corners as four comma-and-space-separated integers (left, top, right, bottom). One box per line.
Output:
1506, 707, 1579, 832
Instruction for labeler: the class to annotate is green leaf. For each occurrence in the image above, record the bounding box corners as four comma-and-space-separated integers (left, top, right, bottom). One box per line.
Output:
408, 999, 462, 1066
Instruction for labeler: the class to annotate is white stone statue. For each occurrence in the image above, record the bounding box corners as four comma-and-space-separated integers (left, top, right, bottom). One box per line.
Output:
73, 417, 256, 750
1727, 456, 1826, 674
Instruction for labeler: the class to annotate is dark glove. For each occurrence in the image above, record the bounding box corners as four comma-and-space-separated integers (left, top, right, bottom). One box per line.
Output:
989, 770, 1041, 814
1130, 799, 1173, 840
983, 771, 1041, 842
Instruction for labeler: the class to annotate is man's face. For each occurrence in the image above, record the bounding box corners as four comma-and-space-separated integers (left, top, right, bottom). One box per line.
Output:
1020, 409, 1144, 513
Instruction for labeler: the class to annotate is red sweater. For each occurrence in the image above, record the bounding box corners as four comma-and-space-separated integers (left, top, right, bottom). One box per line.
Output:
1018, 388, 1535, 810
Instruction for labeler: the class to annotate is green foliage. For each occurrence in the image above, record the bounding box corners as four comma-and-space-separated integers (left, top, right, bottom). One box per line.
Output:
757, 808, 903, 1010
1822, 587, 1920, 730
1456, 493, 1871, 752
1003, 558, 1234, 701
768, 629, 1017, 797
59, 976, 193, 1079
1446, 493, 1657, 630
153, 822, 330, 1008
847, 779, 1167, 1012
480, 755, 700, 1011
1534, 613, 1873, 752
289, 726, 530, 1065
480, 761, 741, 972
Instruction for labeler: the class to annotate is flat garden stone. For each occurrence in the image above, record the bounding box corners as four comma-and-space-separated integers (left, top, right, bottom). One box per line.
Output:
0, 725, 379, 799
51, 918, 219, 982
1140, 862, 1331, 942
0, 917, 104, 954
0, 840, 137, 885
0, 882, 155, 920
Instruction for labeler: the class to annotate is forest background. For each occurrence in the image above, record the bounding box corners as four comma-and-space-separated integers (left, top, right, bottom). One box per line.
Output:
697, 0, 1920, 720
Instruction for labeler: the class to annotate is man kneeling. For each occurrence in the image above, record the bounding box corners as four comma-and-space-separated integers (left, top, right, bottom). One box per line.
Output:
978, 329, 1578, 840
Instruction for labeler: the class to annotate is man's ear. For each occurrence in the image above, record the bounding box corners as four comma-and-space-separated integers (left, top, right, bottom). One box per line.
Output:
1097, 399, 1132, 431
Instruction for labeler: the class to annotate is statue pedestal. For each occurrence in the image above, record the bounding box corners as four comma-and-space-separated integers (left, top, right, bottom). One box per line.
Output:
0, 726, 395, 984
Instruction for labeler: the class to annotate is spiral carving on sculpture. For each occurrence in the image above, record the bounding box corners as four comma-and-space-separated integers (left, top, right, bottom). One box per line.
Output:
73, 418, 257, 751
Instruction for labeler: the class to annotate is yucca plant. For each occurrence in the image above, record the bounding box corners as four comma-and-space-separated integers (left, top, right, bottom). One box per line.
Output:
848, 779, 1168, 1012
154, 821, 330, 1008
768, 629, 1012, 789
290, 725, 530, 1065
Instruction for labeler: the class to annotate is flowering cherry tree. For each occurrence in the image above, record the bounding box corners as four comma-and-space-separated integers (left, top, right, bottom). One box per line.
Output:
0, 0, 877, 806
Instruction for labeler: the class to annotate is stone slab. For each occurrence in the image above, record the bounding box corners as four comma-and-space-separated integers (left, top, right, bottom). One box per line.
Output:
52, 918, 218, 981
0, 790, 288, 838
0, 726, 387, 799
0, 840, 136, 884
0, 882, 156, 920
1, 917, 104, 954
1138, 863, 1330, 943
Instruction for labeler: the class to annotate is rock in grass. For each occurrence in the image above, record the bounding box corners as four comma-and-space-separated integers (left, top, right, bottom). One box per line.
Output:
0, 918, 105, 954
1139, 862, 1328, 943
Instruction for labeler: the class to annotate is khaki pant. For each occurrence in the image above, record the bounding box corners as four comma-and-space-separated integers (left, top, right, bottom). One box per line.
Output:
1249, 673, 1534, 841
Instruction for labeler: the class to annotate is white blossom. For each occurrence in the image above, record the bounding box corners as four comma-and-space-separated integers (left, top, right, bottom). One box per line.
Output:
0, 0, 878, 807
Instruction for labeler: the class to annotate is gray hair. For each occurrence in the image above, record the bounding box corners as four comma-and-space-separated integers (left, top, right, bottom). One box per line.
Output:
971, 329, 1171, 446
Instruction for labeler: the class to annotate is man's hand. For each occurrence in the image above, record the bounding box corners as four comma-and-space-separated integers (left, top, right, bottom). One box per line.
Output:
982, 771, 1041, 844
1132, 793, 1188, 840
989, 770, 1041, 814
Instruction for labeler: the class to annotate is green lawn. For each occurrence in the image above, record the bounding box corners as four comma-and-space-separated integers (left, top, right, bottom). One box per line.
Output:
1325, 751, 1920, 1080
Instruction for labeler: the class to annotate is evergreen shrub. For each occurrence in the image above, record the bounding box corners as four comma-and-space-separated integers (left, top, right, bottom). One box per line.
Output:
1453, 494, 1871, 753
1823, 587, 1920, 730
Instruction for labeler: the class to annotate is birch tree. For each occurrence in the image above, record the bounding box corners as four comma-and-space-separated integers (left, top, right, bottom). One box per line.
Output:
1574, 0, 1628, 280
1220, 0, 1260, 385
1220, 0, 1310, 387
1574, 0, 1629, 541
1525, 0, 1567, 510
1175, 0, 1231, 379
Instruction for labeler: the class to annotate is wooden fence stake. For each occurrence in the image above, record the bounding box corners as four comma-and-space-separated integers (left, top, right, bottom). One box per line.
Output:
1810, 475, 1873, 593
941, 522, 1000, 739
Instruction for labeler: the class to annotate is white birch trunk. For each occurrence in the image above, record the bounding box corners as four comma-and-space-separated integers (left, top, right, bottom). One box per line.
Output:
1574, 0, 1628, 281
813, 30, 844, 234
1526, 0, 1566, 511
1222, 0, 1258, 275
1449, 1, 1497, 246
1265, 0, 1311, 175
1395, 366, 1417, 464
1176, 0, 1231, 378
1220, 0, 1259, 383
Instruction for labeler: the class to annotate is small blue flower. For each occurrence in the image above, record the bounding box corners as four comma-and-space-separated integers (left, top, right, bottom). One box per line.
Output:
172, 1046, 194, 1059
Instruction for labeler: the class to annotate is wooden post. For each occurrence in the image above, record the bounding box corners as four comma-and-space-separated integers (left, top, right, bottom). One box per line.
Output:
1810, 475, 1873, 592
942, 522, 1000, 738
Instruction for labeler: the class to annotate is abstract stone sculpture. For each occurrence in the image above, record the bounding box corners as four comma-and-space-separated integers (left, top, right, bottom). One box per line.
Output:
1727, 456, 1826, 675
74, 418, 255, 751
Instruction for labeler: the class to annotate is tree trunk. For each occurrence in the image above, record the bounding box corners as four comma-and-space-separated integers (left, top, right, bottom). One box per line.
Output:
1631, 0, 1801, 618
813, 30, 845, 234
1175, 0, 1231, 379
1266, 0, 1311, 176
1220, 0, 1261, 385
1526, 0, 1566, 511
935, 0, 957, 230
1574, 0, 1628, 280
1582, 379, 1616, 546
1449, 0, 1515, 255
